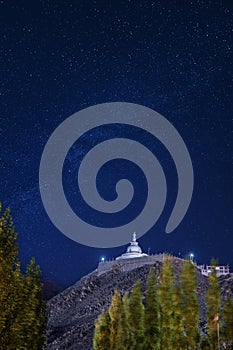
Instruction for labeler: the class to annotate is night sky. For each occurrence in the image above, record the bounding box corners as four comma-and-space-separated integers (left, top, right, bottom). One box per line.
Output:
0, 0, 232, 288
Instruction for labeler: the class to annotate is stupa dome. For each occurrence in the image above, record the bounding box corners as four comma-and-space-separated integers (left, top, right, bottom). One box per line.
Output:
116, 232, 148, 260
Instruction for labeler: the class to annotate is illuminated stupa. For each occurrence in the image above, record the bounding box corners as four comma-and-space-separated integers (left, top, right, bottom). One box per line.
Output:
116, 232, 148, 260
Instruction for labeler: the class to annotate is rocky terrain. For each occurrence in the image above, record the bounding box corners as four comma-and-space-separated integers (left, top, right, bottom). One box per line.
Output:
46, 260, 233, 350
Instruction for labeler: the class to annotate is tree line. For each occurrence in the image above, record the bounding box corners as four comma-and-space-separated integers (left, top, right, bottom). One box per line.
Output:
93, 256, 233, 350
0, 205, 47, 349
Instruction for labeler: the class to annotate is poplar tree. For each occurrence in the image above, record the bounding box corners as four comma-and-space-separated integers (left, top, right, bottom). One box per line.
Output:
10, 258, 46, 349
24, 258, 47, 349
206, 260, 221, 350
158, 256, 174, 350
108, 291, 122, 350
180, 259, 199, 349
10, 261, 28, 348
0, 204, 47, 349
172, 285, 186, 350
118, 292, 131, 350
128, 281, 145, 350
222, 298, 233, 349
0, 205, 19, 348
93, 311, 111, 350
144, 267, 160, 350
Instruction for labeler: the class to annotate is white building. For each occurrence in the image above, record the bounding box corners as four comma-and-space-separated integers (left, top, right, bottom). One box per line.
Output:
198, 264, 230, 277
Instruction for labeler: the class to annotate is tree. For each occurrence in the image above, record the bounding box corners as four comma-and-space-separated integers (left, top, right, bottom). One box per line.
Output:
128, 281, 145, 350
23, 258, 46, 349
93, 311, 111, 350
206, 260, 221, 350
158, 256, 174, 350
180, 259, 200, 349
222, 298, 233, 349
144, 267, 160, 350
0, 205, 19, 348
117, 292, 131, 350
172, 285, 186, 350
0, 204, 47, 349
9, 260, 27, 349
108, 291, 122, 350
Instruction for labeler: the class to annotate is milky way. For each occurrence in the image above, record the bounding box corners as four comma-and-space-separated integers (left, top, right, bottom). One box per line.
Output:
0, 1, 232, 287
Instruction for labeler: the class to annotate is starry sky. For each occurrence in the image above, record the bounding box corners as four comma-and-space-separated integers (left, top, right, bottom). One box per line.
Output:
0, 0, 232, 288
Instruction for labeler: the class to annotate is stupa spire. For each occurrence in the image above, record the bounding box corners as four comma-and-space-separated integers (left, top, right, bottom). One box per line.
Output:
132, 232, 136, 242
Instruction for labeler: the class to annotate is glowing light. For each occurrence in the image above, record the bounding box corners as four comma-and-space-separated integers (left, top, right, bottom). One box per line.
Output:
190, 253, 194, 262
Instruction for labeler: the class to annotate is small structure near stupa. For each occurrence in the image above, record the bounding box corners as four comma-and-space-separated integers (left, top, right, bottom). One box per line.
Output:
197, 264, 230, 277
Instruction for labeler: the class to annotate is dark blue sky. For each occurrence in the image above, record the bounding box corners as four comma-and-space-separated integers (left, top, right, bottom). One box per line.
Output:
0, 0, 232, 287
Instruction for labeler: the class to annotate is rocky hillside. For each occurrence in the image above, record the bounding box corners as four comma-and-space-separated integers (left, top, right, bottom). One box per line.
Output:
46, 260, 233, 350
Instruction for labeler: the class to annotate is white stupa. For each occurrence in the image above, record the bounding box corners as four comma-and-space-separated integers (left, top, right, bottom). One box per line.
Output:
116, 232, 148, 260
